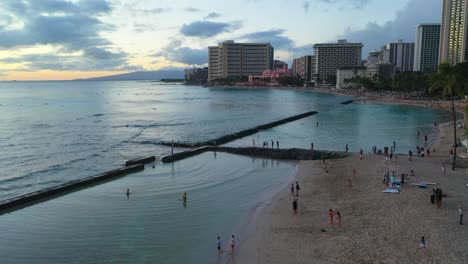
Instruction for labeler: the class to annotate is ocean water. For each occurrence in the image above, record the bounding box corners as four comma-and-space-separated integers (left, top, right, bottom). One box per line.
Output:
0, 81, 346, 200
0, 81, 451, 263
0, 152, 296, 264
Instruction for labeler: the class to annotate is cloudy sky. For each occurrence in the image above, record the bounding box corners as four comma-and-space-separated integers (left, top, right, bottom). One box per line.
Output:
0, 0, 442, 80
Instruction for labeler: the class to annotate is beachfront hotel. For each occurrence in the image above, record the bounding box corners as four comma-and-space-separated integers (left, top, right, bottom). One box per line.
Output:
292, 55, 315, 82
208, 41, 274, 81
313, 40, 363, 82
414, 24, 441, 72
382, 40, 415, 73
439, 0, 468, 65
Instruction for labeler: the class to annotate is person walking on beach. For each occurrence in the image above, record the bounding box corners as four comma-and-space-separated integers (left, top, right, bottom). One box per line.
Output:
442, 163, 446, 175
348, 178, 352, 188
430, 189, 436, 204
292, 199, 298, 214
408, 150, 413, 161
290, 184, 295, 196
359, 148, 363, 160
459, 206, 464, 225
419, 236, 427, 249
217, 236, 223, 253
337, 211, 341, 225
436, 188, 443, 208
295, 181, 301, 197
311, 142, 314, 150
345, 144, 349, 152
329, 209, 334, 225
230, 235, 236, 254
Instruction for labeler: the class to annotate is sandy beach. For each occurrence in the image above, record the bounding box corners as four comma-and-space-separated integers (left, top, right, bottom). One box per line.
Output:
237, 121, 468, 263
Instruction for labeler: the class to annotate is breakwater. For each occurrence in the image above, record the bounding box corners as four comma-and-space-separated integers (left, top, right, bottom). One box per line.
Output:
162, 146, 347, 163
341, 100, 354, 105
0, 164, 144, 213
160, 111, 318, 148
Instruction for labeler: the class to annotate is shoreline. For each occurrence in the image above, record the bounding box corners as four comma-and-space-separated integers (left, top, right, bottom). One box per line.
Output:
238, 120, 468, 263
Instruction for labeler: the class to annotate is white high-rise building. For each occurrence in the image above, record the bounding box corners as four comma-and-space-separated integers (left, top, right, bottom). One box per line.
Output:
414, 24, 441, 72
383, 40, 415, 72
208, 41, 274, 81
313, 40, 363, 82
439, 0, 468, 65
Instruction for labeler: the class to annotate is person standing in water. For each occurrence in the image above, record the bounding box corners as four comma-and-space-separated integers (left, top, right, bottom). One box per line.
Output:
182, 192, 187, 201
276, 140, 279, 149
126, 189, 130, 198
217, 236, 223, 253
230, 235, 236, 254
311, 142, 314, 150
345, 144, 349, 152
295, 181, 301, 197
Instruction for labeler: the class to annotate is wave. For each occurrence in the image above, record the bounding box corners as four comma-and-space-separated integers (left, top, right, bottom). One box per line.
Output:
113, 122, 188, 129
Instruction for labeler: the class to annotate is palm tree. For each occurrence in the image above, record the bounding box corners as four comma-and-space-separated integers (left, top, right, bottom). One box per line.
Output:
430, 63, 465, 170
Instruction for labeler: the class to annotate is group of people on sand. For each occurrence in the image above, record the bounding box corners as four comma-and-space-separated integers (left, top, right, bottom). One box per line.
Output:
291, 181, 301, 214
328, 209, 342, 225
430, 188, 443, 208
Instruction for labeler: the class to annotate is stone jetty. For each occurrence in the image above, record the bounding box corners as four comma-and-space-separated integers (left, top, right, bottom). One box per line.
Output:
160, 111, 318, 148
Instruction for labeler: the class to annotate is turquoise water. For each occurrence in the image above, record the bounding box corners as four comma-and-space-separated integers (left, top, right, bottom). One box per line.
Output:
226, 102, 449, 154
0, 152, 296, 264
0, 81, 452, 263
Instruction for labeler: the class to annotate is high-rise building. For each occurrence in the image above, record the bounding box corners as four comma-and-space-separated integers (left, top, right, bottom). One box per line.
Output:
414, 24, 441, 72
313, 40, 363, 82
208, 41, 274, 81
383, 40, 415, 72
366, 51, 381, 66
292, 55, 315, 82
439, 0, 468, 65
273, 60, 288, 70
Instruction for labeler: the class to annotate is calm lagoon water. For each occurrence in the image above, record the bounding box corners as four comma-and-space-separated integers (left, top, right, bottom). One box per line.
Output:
0, 81, 451, 263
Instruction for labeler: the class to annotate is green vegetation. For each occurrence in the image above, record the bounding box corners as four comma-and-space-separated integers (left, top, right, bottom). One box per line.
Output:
277, 76, 304, 86
160, 79, 185, 82
430, 63, 468, 170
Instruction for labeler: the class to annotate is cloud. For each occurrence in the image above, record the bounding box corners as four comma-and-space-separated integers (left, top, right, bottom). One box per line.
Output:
0, 0, 137, 71
184, 7, 201, 12
154, 39, 207, 65
302, 1, 310, 13
204, 12, 222, 19
0, 48, 140, 71
241, 29, 294, 49
180, 21, 241, 37
340, 0, 441, 55
318, 0, 370, 8
133, 8, 171, 14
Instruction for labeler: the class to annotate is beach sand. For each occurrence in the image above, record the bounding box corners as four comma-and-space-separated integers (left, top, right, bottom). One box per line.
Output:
236, 122, 468, 263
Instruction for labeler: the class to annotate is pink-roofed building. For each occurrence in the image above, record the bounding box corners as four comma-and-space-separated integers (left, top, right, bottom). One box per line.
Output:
248, 65, 292, 84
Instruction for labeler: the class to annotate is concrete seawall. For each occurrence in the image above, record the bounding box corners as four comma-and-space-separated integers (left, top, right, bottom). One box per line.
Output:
160, 111, 318, 148
125, 156, 156, 166
162, 146, 347, 163
0, 164, 144, 213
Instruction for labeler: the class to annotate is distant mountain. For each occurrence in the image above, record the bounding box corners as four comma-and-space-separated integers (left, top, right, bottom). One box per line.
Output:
73, 70, 184, 81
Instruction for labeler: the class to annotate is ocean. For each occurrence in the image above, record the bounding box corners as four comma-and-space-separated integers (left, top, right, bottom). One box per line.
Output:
0, 81, 451, 263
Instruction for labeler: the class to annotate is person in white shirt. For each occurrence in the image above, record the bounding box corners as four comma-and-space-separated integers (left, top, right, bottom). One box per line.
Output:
459, 206, 464, 225
419, 236, 427, 249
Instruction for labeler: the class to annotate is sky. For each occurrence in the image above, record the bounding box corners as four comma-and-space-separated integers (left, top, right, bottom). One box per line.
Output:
0, 0, 443, 80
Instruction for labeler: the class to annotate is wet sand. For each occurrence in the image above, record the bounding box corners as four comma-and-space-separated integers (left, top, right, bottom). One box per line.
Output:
237, 121, 468, 263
